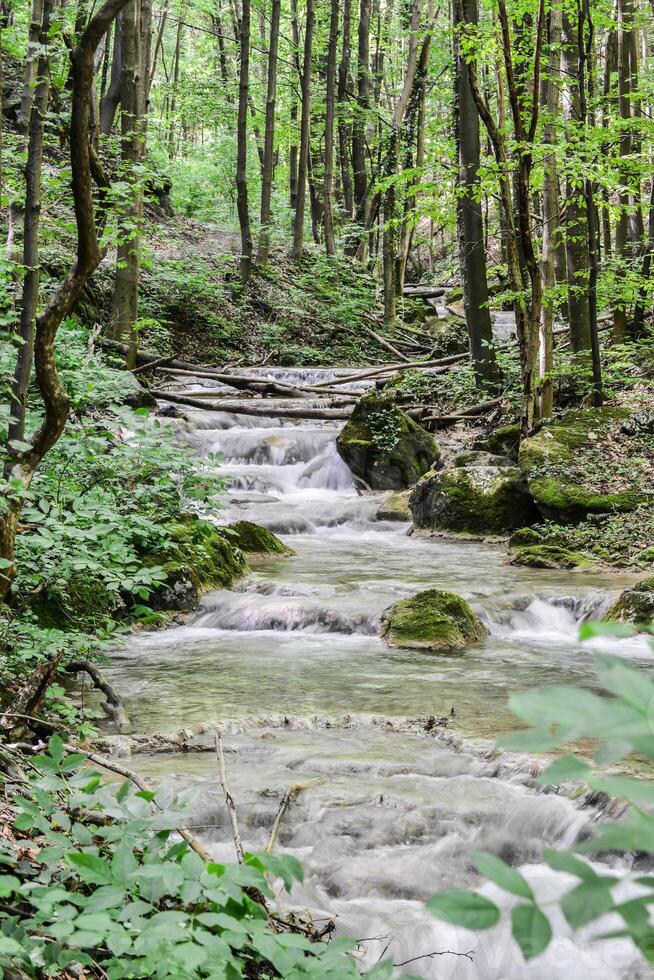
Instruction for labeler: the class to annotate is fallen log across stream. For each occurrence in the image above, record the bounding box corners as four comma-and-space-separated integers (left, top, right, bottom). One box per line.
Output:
152, 390, 358, 419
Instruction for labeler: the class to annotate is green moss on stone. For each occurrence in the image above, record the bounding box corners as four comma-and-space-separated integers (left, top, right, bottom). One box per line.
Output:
151, 515, 247, 591
483, 423, 521, 461
31, 573, 122, 630
380, 588, 486, 652
336, 390, 439, 490
223, 520, 294, 556
376, 490, 412, 521
508, 545, 592, 570
607, 576, 654, 627
508, 527, 543, 548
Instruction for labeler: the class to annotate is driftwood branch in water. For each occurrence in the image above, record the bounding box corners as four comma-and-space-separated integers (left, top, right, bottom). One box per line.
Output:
63, 742, 212, 861
66, 660, 131, 733
266, 786, 300, 852
130, 353, 176, 374
214, 729, 244, 863
152, 390, 355, 419
309, 353, 468, 388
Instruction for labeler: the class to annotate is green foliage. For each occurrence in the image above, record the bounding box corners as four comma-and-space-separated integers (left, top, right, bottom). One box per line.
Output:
0, 736, 370, 978
428, 640, 654, 965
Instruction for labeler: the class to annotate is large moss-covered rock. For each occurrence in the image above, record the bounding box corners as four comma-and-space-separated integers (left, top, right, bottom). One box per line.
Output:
607, 577, 654, 628
508, 544, 591, 570
519, 408, 647, 522
336, 390, 439, 490
223, 520, 294, 556
380, 588, 486, 652
409, 453, 538, 534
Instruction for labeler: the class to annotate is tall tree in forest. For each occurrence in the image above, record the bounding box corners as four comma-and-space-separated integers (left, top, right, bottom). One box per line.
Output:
337, 0, 353, 219
459, 0, 545, 435
348, 0, 371, 252
100, 15, 121, 132
1, 0, 133, 603
6, 0, 54, 453
108, 0, 151, 364
323, 0, 340, 256
453, 0, 499, 389
538, 0, 562, 417
236, 0, 253, 283
562, 10, 591, 354
257, 0, 281, 264
291, 0, 314, 262
289, 0, 300, 209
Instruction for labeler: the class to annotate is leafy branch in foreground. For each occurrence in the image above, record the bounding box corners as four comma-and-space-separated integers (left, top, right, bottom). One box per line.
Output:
0, 734, 381, 978
427, 624, 654, 963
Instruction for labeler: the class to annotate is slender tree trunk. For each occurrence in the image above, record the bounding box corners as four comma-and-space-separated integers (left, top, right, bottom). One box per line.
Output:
349, 0, 371, 249
337, 0, 353, 218
323, 0, 340, 256
6, 0, 53, 457
108, 0, 144, 366
454, 0, 498, 389
257, 0, 280, 264
562, 10, 591, 353
614, 0, 634, 338
166, 17, 182, 157
538, 0, 562, 417
236, 0, 253, 282
100, 15, 122, 133
289, 0, 300, 209
291, 0, 314, 262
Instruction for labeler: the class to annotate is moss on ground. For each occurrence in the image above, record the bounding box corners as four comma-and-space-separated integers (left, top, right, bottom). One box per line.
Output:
149, 515, 247, 591
380, 588, 486, 651
508, 545, 592, 570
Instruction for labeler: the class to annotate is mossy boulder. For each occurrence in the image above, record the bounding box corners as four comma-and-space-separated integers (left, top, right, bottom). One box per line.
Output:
606, 577, 654, 628
519, 408, 648, 522
376, 490, 412, 522
336, 390, 439, 491
223, 520, 294, 556
409, 456, 538, 534
148, 515, 247, 611
508, 545, 592, 570
380, 589, 486, 652
30, 573, 125, 630
480, 423, 521, 462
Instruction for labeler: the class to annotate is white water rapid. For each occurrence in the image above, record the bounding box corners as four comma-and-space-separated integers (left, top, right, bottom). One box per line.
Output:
102, 367, 654, 978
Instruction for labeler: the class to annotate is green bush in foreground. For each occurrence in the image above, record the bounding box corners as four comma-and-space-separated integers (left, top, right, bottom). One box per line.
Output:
428, 622, 654, 964
0, 736, 387, 978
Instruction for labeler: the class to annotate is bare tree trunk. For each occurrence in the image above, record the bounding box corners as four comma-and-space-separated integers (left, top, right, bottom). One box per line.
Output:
257, 0, 280, 264
100, 15, 122, 133
288, 0, 300, 209
6, 0, 53, 456
337, 0, 353, 218
454, 0, 498, 389
538, 0, 561, 417
108, 0, 146, 365
349, 0, 371, 251
291, 0, 314, 261
166, 17, 182, 157
613, 0, 634, 338
236, 0, 253, 282
323, 0, 340, 256
0, 0, 133, 605
562, 10, 591, 354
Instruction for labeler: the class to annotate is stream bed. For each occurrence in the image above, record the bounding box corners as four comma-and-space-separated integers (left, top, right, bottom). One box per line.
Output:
103, 367, 654, 978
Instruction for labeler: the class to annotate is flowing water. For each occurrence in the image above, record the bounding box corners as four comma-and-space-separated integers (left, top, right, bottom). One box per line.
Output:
103, 367, 654, 978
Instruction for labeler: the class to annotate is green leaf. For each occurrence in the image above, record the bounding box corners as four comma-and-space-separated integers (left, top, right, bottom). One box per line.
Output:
67, 852, 113, 885
511, 904, 552, 960
472, 852, 534, 900
579, 622, 634, 640
536, 755, 591, 785
0, 875, 20, 897
426, 890, 500, 930
541, 848, 599, 882
561, 880, 614, 929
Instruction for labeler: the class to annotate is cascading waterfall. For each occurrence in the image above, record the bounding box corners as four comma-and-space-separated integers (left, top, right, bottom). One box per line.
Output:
104, 367, 654, 978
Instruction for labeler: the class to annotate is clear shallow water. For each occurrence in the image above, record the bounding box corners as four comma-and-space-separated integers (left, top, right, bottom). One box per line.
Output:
104, 367, 653, 977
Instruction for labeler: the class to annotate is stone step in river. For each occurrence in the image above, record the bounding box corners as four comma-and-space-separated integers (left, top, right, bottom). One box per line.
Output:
100, 366, 654, 978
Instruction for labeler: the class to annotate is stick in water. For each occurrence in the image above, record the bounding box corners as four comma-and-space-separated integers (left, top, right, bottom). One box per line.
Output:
213, 729, 244, 863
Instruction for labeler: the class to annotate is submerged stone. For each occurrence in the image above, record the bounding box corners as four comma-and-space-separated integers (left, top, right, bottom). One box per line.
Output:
518, 408, 647, 522
380, 588, 486, 652
409, 456, 538, 535
223, 520, 294, 556
336, 390, 439, 491
607, 577, 654, 628
376, 490, 412, 522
